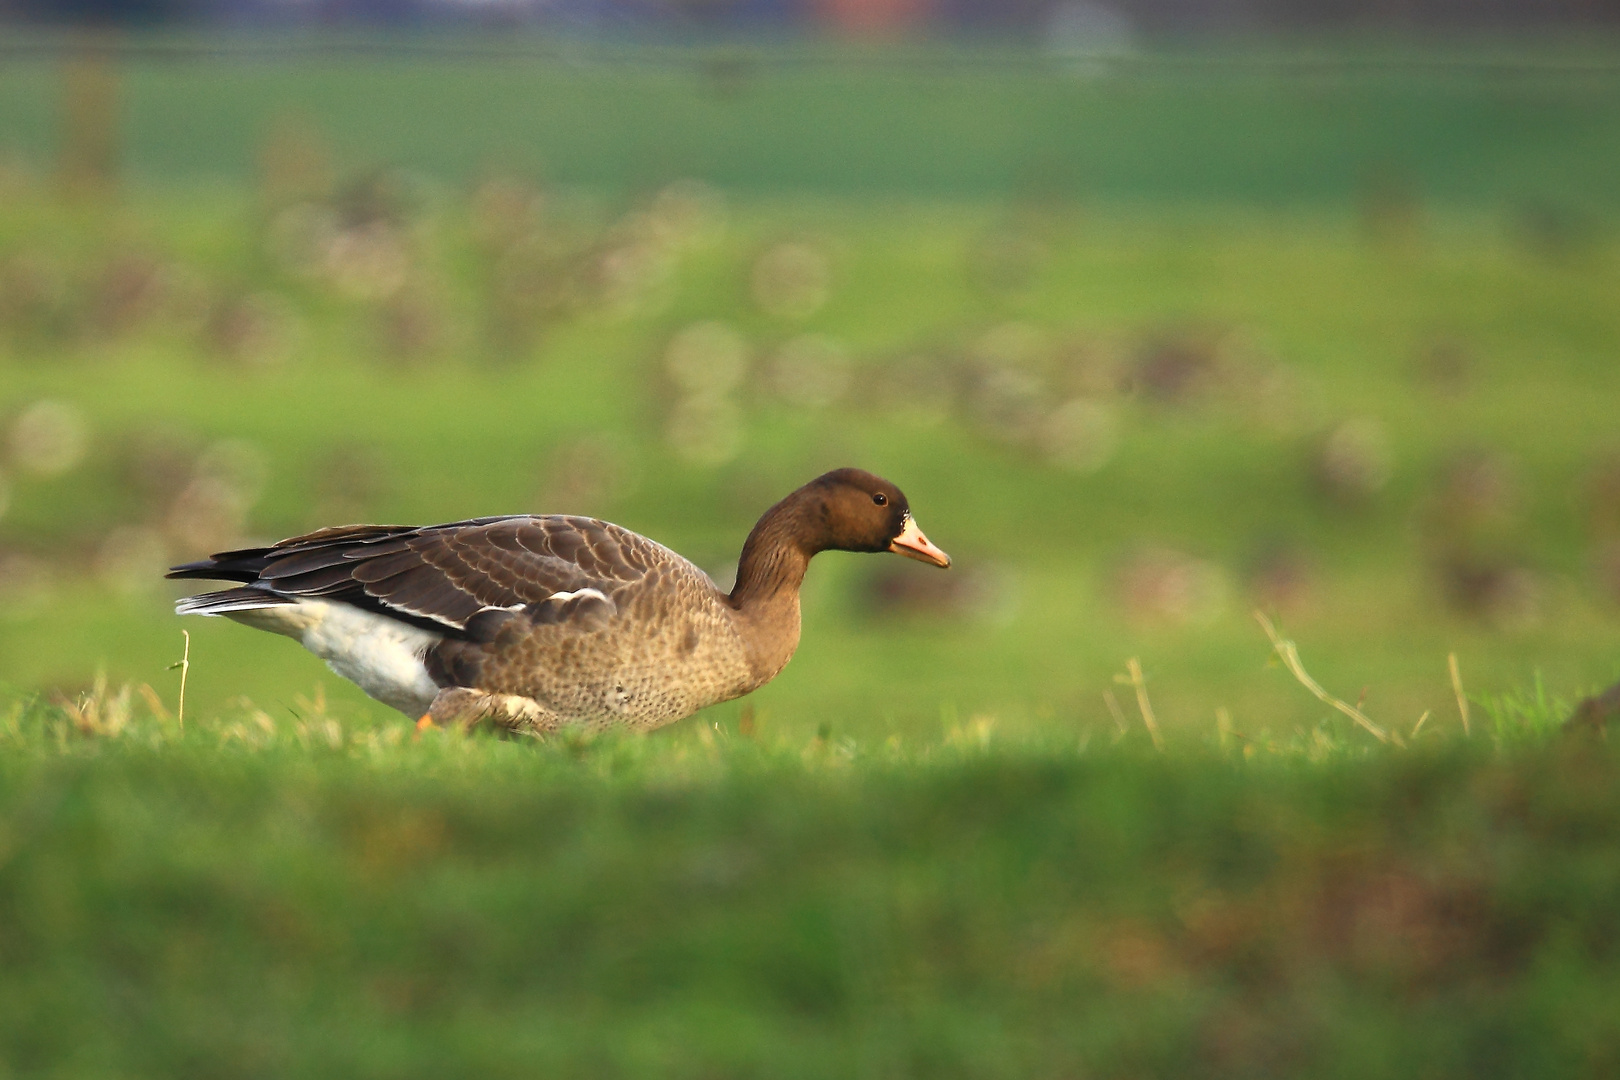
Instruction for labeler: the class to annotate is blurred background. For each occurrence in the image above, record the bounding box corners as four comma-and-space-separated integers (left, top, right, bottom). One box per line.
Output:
0, 0, 1618, 740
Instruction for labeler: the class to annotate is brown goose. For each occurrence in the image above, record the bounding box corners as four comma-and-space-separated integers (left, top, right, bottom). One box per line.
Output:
168, 468, 950, 733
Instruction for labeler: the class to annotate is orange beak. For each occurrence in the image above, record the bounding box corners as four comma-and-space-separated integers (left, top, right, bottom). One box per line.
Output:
889, 514, 951, 568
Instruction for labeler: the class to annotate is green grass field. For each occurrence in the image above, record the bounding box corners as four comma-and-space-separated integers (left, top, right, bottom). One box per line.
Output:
2, 38, 1620, 1075
2, 692, 1618, 1077
1, 190, 1616, 738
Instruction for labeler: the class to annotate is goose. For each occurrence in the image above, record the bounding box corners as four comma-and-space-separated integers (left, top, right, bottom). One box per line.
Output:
167, 468, 950, 733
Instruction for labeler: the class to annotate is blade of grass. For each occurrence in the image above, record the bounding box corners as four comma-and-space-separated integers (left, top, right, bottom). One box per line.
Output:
166, 630, 190, 731
1255, 611, 1391, 745
1117, 658, 1164, 752
1102, 689, 1129, 737
1412, 710, 1431, 739
1449, 652, 1471, 737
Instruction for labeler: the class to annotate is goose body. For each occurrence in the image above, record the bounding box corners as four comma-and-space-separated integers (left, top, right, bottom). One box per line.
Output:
168, 469, 949, 733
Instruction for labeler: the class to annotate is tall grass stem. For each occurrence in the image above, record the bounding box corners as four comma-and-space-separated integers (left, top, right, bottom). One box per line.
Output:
1449, 652, 1471, 737
1255, 611, 1391, 744
1121, 658, 1164, 752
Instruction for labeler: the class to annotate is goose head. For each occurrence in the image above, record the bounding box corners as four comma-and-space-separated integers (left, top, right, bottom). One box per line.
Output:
804, 468, 951, 568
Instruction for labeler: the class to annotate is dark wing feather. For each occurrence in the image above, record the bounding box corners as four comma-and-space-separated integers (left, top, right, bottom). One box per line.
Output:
168, 516, 662, 637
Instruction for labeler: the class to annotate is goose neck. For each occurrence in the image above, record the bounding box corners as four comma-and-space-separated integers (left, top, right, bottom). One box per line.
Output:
728, 498, 815, 612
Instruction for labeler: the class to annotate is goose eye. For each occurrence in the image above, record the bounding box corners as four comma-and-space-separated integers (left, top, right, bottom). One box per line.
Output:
872, 493, 888, 506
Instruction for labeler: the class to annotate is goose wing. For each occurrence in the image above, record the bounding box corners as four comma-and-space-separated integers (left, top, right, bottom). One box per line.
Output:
168, 515, 664, 636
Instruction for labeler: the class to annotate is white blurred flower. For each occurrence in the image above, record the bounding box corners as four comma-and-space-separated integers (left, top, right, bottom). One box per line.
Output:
768, 334, 851, 408
196, 439, 270, 505
9, 400, 89, 477
1318, 418, 1393, 499
648, 179, 727, 248
751, 242, 830, 320
1043, 398, 1119, 472
666, 396, 743, 467
0, 551, 51, 617
96, 525, 170, 595
1116, 547, 1230, 627
974, 321, 1049, 368
323, 220, 410, 301
666, 321, 749, 397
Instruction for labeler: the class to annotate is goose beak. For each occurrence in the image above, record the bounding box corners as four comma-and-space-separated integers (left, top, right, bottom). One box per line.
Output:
889, 515, 951, 568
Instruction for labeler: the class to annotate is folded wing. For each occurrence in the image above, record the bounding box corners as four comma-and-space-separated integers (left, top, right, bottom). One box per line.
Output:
168, 515, 656, 638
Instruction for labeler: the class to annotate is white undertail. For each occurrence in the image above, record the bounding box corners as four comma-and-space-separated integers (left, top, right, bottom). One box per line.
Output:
180, 594, 442, 717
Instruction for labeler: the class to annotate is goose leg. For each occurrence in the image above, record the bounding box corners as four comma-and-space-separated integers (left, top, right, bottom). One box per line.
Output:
426, 686, 562, 735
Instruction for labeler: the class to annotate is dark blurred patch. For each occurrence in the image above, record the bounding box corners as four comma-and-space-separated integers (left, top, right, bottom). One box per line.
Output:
375, 278, 447, 365
311, 442, 391, 526
859, 559, 1012, 623
961, 321, 1051, 447
470, 173, 544, 250
0, 253, 74, 354
163, 440, 269, 558
115, 427, 199, 515
1308, 860, 1496, 986
467, 174, 572, 358
968, 220, 1048, 299
697, 50, 757, 100
1594, 542, 1620, 609
1127, 330, 1218, 404
258, 114, 333, 208
863, 348, 956, 425
661, 321, 749, 467
1050, 335, 1122, 400
1421, 449, 1539, 626
1565, 681, 1620, 735
1112, 545, 1229, 626
1244, 538, 1314, 616
89, 251, 167, 338
1428, 448, 1519, 535
95, 523, 170, 596
204, 290, 297, 369
265, 173, 416, 315
1507, 199, 1604, 263
539, 436, 639, 519
1411, 336, 1474, 398
1356, 163, 1422, 249
1586, 450, 1620, 607
1126, 329, 1223, 407
0, 546, 53, 615
750, 240, 831, 320
58, 36, 121, 200
761, 334, 851, 409
333, 170, 415, 233
1438, 559, 1542, 627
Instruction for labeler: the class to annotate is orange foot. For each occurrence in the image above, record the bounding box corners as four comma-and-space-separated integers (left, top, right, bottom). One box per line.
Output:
413, 714, 437, 741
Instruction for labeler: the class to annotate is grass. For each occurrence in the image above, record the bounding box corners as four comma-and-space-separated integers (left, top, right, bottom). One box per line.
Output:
1, 680, 1617, 1078
1, 186, 1617, 736
3, 35, 1620, 203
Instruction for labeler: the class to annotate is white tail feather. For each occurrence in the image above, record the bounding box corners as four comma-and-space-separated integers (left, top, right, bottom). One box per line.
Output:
175, 591, 292, 617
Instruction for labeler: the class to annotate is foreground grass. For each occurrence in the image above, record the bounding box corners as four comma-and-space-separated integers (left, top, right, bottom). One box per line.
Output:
1, 686, 1616, 1078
